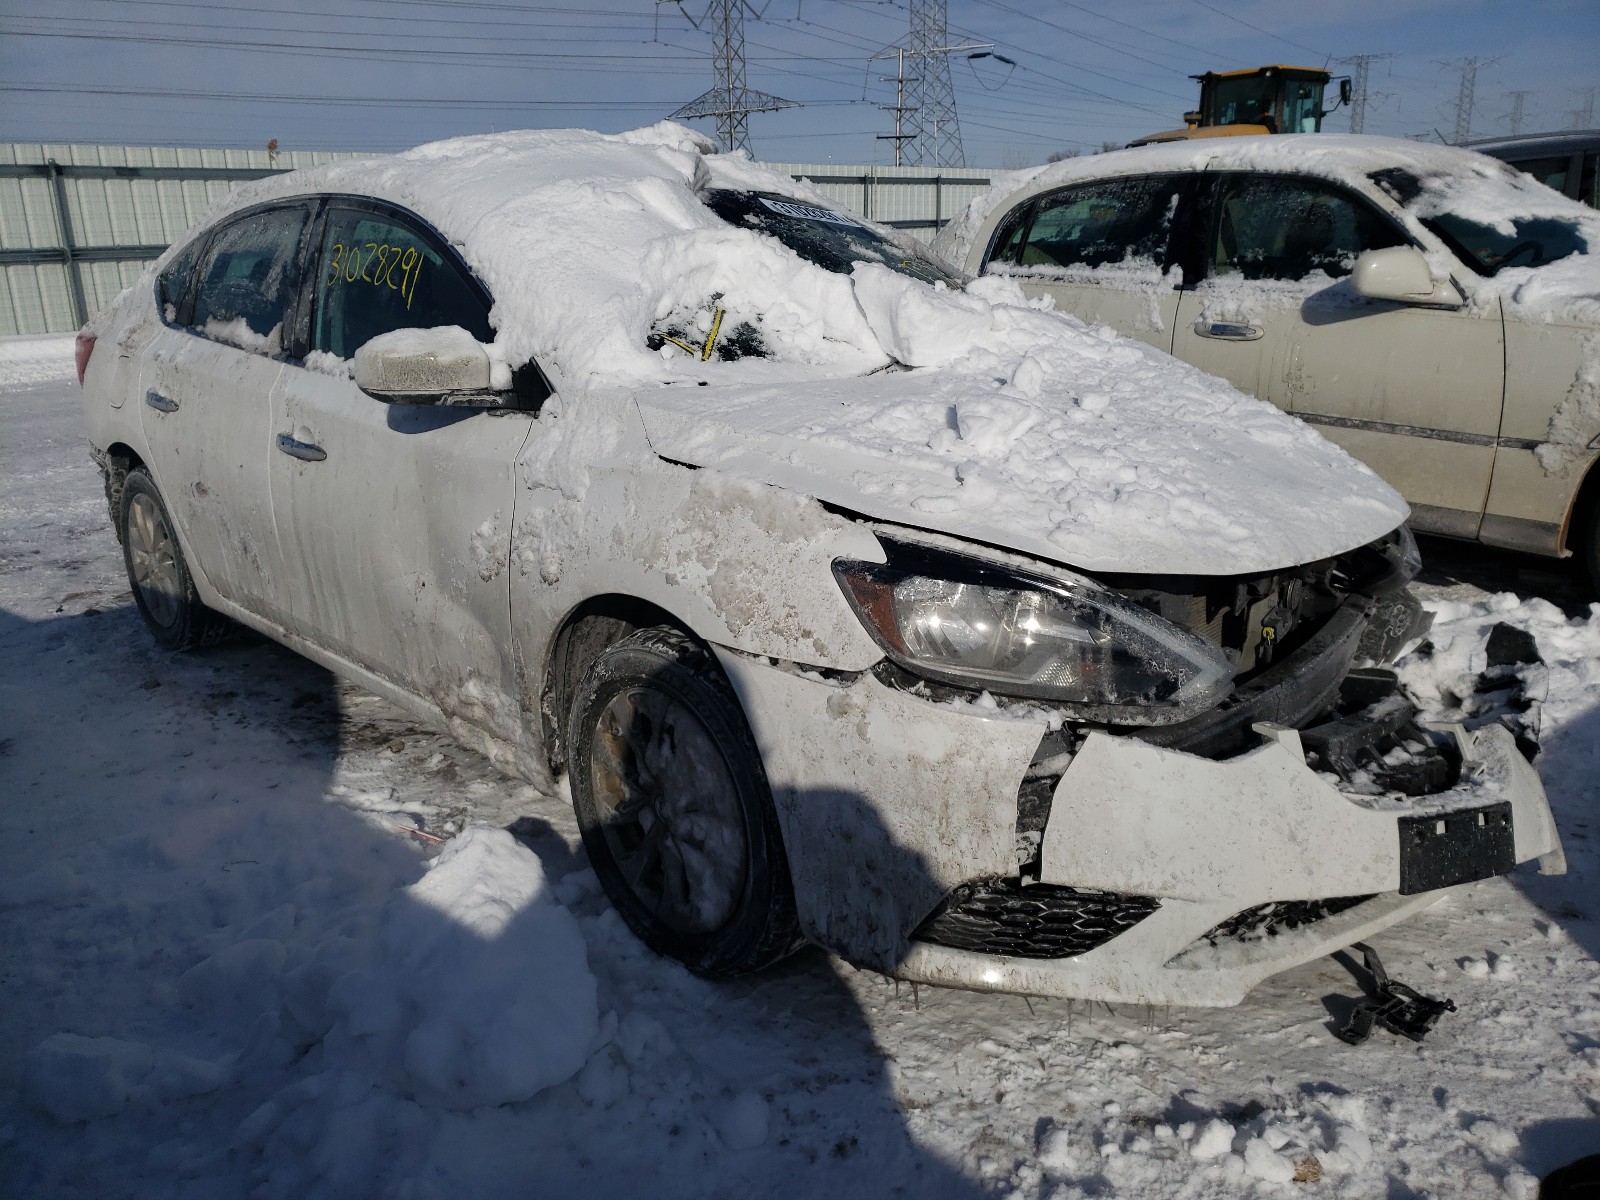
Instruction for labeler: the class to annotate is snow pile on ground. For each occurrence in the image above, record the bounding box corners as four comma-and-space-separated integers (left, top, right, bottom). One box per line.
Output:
0, 333, 76, 384
316, 825, 598, 1109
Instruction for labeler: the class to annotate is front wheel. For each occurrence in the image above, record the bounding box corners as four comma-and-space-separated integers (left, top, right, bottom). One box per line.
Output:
119, 468, 232, 650
567, 626, 800, 978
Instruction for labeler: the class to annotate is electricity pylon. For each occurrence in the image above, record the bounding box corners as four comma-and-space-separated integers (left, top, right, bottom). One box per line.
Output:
1339, 54, 1391, 134
1503, 90, 1532, 136
1440, 56, 1500, 145
665, 0, 797, 155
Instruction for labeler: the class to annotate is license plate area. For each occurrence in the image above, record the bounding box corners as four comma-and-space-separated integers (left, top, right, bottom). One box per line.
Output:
1398, 802, 1514, 895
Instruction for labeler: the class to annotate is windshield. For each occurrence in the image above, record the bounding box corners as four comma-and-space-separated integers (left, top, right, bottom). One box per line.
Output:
1369, 165, 1589, 276
703, 189, 965, 287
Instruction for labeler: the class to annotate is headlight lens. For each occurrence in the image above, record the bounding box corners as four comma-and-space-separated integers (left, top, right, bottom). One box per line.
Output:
833, 554, 1234, 724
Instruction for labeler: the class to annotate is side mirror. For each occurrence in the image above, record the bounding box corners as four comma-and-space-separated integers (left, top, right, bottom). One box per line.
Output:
352, 326, 510, 406
1340, 78, 1353, 106
1350, 246, 1463, 307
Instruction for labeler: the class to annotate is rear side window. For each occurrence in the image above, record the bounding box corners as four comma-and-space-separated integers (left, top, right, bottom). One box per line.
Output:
191, 206, 310, 356
986, 175, 1185, 275
1209, 175, 1404, 281
311, 207, 492, 360
156, 235, 206, 325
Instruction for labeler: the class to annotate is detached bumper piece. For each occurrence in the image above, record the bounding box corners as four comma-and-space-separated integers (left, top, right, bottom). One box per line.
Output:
913, 878, 1159, 959
1336, 942, 1456, 1045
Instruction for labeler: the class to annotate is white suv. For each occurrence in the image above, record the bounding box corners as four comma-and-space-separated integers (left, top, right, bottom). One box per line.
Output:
79, 125, 1562, 1006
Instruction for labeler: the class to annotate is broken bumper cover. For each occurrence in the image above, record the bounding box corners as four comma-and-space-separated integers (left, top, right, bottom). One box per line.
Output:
716, 651, 1563, 1009
899, 721, 1563, 1007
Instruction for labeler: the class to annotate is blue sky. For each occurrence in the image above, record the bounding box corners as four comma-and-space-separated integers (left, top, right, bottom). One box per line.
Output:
1, 0, 1595, 166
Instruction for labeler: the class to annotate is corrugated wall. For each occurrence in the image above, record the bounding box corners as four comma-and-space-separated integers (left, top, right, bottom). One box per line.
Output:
1, 144, 997, 336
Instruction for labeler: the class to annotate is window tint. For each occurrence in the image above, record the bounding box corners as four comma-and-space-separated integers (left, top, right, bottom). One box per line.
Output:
191, 206, 309, 355
312, 207, 493, 360
987, 175, 1184, 273
1210, 175, 1404, 281
157, 234, 206, 325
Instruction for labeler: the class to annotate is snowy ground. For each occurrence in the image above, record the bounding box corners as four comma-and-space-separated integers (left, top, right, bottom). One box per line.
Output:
2, 333, 1596, 1199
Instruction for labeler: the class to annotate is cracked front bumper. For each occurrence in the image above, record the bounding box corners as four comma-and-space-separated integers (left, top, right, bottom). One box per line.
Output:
717, 650, 1563, 1008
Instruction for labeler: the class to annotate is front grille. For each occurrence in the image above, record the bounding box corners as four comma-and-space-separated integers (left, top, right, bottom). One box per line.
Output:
1198, 895, 1375, 947
913, 878, 1159, 959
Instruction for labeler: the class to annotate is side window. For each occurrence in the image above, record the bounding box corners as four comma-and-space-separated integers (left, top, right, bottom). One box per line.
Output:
1210, 175, 1405, 281
1505, 154, 1574, 197
156, 234, 206, 326
311, 207, 492, 360
191, 206, 309, 355
987, 176, 1184, 274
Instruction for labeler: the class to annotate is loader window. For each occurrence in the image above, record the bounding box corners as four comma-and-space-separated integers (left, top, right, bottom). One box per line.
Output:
986, 175, 1185, 275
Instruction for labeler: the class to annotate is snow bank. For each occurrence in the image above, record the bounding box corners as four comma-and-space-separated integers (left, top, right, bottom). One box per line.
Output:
322, 825, 598, 1109
0, 333, 76, 385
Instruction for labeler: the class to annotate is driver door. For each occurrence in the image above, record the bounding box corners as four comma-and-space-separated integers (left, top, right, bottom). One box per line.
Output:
268, 199, 538, 743
1171, 172, 1505, 535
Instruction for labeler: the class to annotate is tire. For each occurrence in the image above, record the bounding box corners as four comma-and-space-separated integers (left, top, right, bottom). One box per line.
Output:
119, 468, 233, 650
1582, 501, 1600, 599
567, 626, 801, 978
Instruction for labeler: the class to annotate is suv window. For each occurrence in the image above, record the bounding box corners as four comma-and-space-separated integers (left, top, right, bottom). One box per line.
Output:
1209, 175, 1404, 281
311, 206, 493, 360
190, 206, 310, 355
986, 175, 1185, 274
157, 234, 206, 325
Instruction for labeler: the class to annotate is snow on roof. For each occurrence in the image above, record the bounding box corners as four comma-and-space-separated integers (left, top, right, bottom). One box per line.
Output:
213, 124, 1405, 573
936, 134, 1600, 324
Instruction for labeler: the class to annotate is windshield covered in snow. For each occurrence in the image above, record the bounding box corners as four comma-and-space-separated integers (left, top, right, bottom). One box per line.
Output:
703, 189, 964, 287
1369, 165, 1589, 276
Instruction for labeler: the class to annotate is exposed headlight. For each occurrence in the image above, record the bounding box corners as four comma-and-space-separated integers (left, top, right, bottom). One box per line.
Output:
833, 550, 1234, 724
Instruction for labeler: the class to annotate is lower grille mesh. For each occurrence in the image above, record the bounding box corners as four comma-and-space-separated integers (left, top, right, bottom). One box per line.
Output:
1199, 895, 1376, 946
913, 878, 1159, 960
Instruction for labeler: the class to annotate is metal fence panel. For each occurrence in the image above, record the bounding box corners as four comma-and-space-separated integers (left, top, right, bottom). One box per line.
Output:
1, 143, 998, 335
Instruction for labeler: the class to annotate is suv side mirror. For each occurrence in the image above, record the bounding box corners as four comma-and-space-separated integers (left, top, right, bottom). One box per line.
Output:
1350, 247, 1463, 307
352, 326, 511, 406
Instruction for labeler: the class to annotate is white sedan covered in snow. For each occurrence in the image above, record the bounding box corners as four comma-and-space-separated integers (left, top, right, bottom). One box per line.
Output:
79, 124, 1564, 1006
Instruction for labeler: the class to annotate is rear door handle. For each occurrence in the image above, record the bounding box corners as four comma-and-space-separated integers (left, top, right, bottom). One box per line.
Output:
145, 390, 179, 413
275, 433, 327, 462
1193, 319, 1263, 341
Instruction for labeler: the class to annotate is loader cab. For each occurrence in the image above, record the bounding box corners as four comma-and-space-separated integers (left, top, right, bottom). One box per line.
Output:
1130, 66, 1350, 147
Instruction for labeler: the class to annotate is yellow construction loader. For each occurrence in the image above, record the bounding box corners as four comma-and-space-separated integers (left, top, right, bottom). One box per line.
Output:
1129, 65, 1352, 147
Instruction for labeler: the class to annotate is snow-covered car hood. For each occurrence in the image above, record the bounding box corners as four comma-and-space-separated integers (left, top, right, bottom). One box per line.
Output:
635, 268, 1407, 576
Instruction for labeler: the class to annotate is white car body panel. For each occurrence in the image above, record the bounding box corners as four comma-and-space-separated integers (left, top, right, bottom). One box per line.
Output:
77, 126, 1567, 1006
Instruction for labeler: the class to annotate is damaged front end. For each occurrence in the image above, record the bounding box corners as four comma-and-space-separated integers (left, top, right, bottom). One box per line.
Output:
721, 522, 1561, 1006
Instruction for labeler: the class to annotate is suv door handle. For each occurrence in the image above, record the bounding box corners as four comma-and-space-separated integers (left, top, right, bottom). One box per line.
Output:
275, 433, 327, 462
1193, 319, 1263, 341
145, 390, 179, 413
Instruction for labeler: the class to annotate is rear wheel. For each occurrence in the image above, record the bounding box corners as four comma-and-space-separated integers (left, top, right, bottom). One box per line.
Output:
119, 469, 232, 650
567, 626, 800, 977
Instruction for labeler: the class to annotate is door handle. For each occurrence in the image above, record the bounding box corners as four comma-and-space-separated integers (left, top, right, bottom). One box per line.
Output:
145, 390, 179, 413
275, 433, 327, 462
1192, 319, 1263, 341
